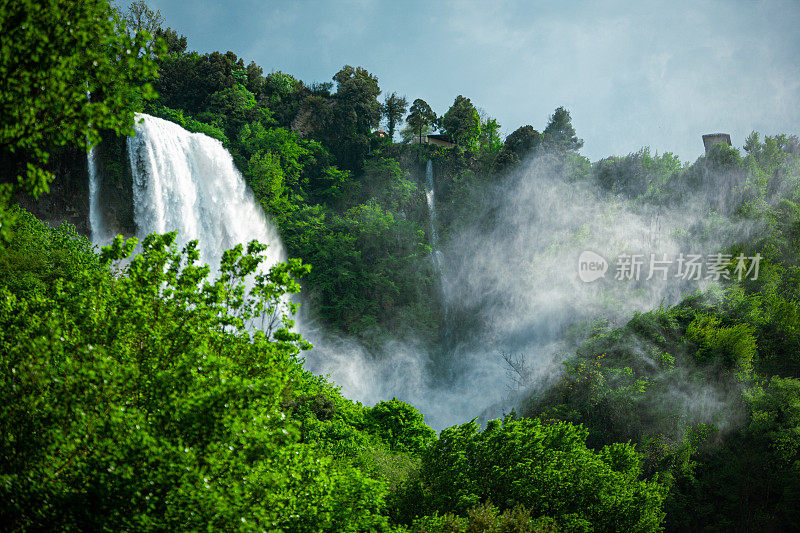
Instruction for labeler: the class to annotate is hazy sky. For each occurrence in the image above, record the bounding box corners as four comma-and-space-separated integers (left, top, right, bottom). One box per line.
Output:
145, 0, 800, 162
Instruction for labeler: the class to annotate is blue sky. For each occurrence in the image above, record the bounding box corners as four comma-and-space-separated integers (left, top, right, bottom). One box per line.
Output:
145, 0, 800, 162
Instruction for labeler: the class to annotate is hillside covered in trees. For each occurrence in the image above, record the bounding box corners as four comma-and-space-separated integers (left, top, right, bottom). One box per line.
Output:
1, 1, 800, 531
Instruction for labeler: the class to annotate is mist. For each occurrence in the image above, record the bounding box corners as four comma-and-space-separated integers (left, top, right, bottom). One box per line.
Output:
299, 148, 765, 430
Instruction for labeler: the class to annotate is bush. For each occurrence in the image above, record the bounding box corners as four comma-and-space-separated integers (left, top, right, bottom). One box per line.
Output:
145, 103, 229, 144
0, 214, 394, 531
366, 398, 437, 454
686, 314, 757, 373
397, 416, 666, 531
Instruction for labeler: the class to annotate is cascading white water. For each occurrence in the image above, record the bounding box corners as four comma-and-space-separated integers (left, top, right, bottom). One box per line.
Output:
87, 146, 108, 244
86, 89, 110, 245
126, 113, 286, 271
425, 159, 442, 275
120, 115, 471, 429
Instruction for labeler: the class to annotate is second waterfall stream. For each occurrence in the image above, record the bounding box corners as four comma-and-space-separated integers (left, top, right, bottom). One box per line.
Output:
425, 159, 443, 278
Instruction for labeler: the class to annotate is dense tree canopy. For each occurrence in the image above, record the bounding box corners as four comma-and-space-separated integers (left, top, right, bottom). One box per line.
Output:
397, 416, 666, 531
0, 0, 162, 236
4, 3, 800, 530
0, 210, 403, 531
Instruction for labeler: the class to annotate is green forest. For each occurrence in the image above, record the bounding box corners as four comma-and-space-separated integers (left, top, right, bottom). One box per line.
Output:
1, 1, 800, 531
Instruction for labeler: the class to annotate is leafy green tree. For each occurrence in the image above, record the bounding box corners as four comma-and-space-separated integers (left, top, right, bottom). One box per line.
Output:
668, 377, 800, 531
120, 0, 163, 38
153, 26, 188, 55
281, 194, 435, 341
266, 71, 301, 99
0, 211, 402, 531
0, 0, 162, 237
325, 65, 381, 172
495, 125, 542, 170
477, 115, 503, 156
593, 148, 682, 197
400, 122, 434, 145
247, 150, 293, 216
743, 131, 761, 156
686, 314, 757, 374
441, 95, 481, 150
263, 71, 302, 125
748, 377, 800, 469
367, 398, 436, 454
505, 125, 542, 155
542, 106, 583, 152
154, 50, 249, 116
202, 80, 259, 136
238, 123, 307, 190
382, 92, 408, 139
407, 99, 437, 144
398, 416, 666, 530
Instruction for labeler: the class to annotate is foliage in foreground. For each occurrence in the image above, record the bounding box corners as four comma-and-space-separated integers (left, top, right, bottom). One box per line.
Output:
395, 416, 666, 532
0, 210, 397, 531
0, 211, 675, 531
0, 0, 162, 236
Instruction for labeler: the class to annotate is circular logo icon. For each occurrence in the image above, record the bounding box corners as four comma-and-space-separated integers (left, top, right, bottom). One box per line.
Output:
578, 251, 608, 282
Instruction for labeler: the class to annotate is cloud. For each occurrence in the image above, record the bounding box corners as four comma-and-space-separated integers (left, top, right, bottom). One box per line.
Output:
151, 0, 799, 161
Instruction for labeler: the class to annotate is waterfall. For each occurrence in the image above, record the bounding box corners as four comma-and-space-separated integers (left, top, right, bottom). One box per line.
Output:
86, 88, 109, 245
126, 113, 286, 271
87, 146, 107, 243
120, 115, 465, 428
425, 159, 442, 276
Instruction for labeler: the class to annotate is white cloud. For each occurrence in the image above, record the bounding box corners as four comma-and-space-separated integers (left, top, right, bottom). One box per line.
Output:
153, 0, 800, 161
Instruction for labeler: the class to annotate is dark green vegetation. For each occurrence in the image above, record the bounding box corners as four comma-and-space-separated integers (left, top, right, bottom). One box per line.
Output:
0, 0, 162, 237
3, 1, 800, 531
143, 30, 514, 344
0, 211, 666, 531
522, 138, 800, 531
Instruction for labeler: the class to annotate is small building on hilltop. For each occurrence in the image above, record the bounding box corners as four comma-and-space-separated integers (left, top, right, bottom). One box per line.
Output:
703, 133, 732, 154
411, 134, 455, 148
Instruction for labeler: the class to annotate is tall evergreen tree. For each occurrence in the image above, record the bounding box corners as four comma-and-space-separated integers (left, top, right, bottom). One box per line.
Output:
543, 106, 583, 151
382, 92, 408, 139
441, 95, 481, 150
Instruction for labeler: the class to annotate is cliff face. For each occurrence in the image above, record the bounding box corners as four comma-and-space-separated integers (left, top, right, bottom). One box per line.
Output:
94, 133, 135, 238
15, 145, 91, 235
13, 133, 135, 239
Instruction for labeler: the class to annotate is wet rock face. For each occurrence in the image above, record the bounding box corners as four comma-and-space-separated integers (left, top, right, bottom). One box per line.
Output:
15, 145, 91, 236
94, 133, 136, 238
11, 132, 135, 239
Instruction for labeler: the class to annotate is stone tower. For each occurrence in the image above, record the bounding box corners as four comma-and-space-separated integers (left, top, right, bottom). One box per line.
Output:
702, 133, 732, 154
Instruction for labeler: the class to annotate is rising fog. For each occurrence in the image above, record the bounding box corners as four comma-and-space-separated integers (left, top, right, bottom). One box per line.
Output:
301, 148, 764, 430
